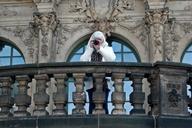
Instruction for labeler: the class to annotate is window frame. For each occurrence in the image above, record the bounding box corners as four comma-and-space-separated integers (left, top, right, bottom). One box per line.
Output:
0, 41, 25, 66
181, 43, 192, 64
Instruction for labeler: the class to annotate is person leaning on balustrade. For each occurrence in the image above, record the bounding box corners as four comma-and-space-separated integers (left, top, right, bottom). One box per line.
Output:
80, 31, 116, 114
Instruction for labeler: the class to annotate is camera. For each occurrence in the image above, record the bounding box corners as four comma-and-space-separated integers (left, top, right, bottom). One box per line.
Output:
93, 40, 100, 45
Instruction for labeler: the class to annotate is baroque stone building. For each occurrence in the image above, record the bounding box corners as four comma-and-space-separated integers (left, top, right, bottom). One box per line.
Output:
0, 0, 192, 128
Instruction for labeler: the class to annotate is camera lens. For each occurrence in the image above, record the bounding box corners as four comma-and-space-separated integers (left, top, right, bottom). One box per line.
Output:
93, 40, 100, 45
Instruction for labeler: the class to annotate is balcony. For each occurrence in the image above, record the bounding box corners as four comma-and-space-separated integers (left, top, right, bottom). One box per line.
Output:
0, 62, 191, 128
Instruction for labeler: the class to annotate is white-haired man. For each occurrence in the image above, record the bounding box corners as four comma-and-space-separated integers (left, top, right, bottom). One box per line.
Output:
80, 31, 116, 114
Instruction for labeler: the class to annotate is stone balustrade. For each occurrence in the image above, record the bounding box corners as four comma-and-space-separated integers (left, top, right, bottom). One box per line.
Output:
0, 62, 191, 118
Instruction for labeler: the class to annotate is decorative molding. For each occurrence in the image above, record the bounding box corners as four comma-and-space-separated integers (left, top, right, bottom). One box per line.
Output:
55, 24, 72, 54
167, 84, 181, 108
0, 6, 17, 17
179, 22, 192, 34
70, 0, 135, 36
33, 12, 58, 35
164, 20, 180, 61
55, 24, 92, 54
2, 26, 38, 58
118, 21, 149, 51
145, 8, 169, 62
33, 0, 61, 5
32, 12, 59, 57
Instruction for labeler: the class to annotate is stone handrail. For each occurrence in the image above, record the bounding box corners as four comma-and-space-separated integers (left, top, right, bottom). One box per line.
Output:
0, 62, 191, 117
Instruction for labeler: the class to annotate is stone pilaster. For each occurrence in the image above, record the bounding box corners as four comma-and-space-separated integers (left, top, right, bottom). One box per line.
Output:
14, 75, 31, 117
130, 73, 145, 115
92, 73, 106, 114
33, 74, 50, 116
112, 73, 126, 114
145, 8, 168, 62
33, 12, 58, 63
53, 74, 68, 115
0, 77, 14, 118
148, 63, 189, 116
72, 73, 86, 115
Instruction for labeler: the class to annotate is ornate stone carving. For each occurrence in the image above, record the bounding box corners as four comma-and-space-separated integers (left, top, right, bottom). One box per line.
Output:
55, 24, 72, 54
179, 22, 192, 34
168, 88, 181, 108
164, 20, 180, 61
70, 0, 135, 36
33, 12, 58, 36
54, 23, 93, 54
33, 12, 59, 59
2, 26, 38, 59
145, 8, 168, 62
118, 21, 149, 52
167, 84, 182, 108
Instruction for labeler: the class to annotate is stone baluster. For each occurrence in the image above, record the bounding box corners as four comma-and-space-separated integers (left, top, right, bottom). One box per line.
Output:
92, 73, 105, 114
130, 73, 145, 115
147, 73, 159, 115
72, 73, 86, 114
112, 73, 126, 114
14, 75, 31, 117
0, 77, 14, 118
33, 74, 50, 116
53, 74, 67, 115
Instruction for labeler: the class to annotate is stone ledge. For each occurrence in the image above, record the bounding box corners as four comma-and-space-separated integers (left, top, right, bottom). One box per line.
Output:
0, 115, 153, 128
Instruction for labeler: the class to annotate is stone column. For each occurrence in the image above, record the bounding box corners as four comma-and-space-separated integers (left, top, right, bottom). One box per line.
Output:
112, 73, 126, 114
33, 12, 58, 63
0, 77, 14, 118
53, 74, 68, 115
33, 74, 50, 116
130, 73, 145, 115
145, 8, 168, 62
14, 75, 31, 117
72, 73, 86, 115
92, 73, 106, 114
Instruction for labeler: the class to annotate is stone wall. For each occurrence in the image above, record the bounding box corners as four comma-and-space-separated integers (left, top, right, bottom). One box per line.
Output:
0, 0, 191, 64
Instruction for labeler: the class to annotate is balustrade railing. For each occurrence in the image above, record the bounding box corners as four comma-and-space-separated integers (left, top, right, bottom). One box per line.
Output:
0, 62, 191, 118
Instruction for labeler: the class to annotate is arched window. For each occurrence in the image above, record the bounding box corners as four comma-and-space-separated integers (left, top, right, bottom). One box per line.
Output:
66, 36, 140, 115
181, 43, 192, 114
67, 37, 140, 62
181, 43, 192, 64
0, 40, 25, 66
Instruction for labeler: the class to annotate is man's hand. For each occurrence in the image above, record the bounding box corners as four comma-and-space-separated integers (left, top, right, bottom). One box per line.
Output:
93, 43, 101, 51
90, 39, 103, 51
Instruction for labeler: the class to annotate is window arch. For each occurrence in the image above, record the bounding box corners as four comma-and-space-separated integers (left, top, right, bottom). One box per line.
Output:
67, 37, 140, 62
181, 43, 192, 64
0, 40, 25, 66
